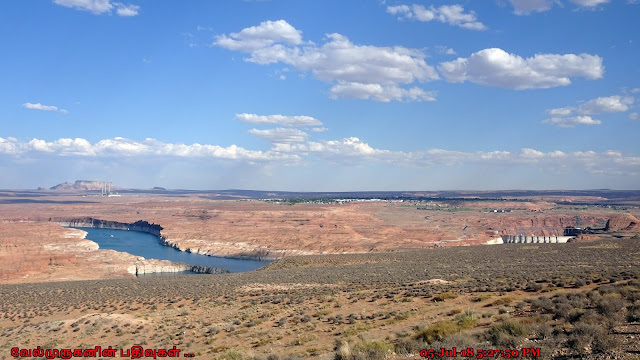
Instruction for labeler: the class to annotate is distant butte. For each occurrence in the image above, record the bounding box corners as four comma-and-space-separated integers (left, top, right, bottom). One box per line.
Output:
49, 180, 113, 191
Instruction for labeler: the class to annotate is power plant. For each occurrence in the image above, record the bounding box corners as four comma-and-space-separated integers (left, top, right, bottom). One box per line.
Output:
100, 182, 116, 197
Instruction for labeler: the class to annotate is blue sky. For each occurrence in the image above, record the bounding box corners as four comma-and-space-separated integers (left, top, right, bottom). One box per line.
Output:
1, 0, 639, 190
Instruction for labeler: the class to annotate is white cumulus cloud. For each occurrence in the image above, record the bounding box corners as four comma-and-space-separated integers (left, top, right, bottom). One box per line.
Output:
114, 3, 139, 16
543, 94, 634, 127
329, 82, 436, 102
23, 102, 68, 114
214, 20, 302, 52
215, 20, 437, 102
236, 113, 322, 127
542, 115, 602, 127
578, 95, 634, 114
387, 4, 487, 30
438, 48, 604, 89
0, 137, 297, 162
248, 128, 309, 144
1, 136, 640, 177
53, 0, 139, 16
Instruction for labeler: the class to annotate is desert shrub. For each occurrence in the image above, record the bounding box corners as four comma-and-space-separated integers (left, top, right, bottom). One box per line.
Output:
448, 309, 462, 316
415, 321, 460, 343
530, 297, 554, 312
276, 317, 287, 327
429, 332, 481, 357
567, 309, 585, 324
526, 283, 543, 292
553, 303, 574, 320
471, 294, 493, 302
490, 296, 515, 307
222, 349, 244, 360
626, 304, 640, 323
335, 339, 393, 360
530, 322, 552, 340
568, 322, 619, 355
394, 338, 423, 355
432, 292, 458, 302
454, 310, 477, 329
485, 320, 528, 348
596, 297, 625, 317
574, 278, 586, 288
335, 341, 351, 360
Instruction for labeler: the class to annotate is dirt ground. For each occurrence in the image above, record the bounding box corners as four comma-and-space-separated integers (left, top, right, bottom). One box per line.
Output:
0, 239, 638, 359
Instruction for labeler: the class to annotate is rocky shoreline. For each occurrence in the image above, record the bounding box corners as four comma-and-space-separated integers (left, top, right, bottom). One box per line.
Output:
54, 218, 230, 275
54, 217, 277, 261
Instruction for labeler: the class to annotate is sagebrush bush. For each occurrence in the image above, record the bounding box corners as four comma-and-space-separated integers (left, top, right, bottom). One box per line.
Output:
485, 320, 528, 347
432, 292, 458, 302
415, 321, 460, 343
335, 339, 393, 360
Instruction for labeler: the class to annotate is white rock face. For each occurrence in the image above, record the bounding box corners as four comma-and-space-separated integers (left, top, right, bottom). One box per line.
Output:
485, 237, 504, 245
127, 259, 192, 275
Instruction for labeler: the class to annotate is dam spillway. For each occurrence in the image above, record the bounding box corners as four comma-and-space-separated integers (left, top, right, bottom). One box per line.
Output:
501, 235, 573, 244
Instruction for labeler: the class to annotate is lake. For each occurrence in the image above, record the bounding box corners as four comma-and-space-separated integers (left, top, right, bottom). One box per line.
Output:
76, 227, 271, 273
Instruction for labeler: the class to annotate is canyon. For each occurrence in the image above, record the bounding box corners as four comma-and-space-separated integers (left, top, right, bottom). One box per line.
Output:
0, 190, 638, 284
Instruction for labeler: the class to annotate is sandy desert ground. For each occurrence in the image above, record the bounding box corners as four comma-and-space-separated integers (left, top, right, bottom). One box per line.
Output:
1, 238, 639, 359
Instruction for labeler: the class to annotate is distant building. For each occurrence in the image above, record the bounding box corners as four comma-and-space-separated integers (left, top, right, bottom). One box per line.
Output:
564, 227, 584, 236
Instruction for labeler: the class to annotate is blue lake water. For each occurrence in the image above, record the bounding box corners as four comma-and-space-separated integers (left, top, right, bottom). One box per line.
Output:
76, 227, 271, 273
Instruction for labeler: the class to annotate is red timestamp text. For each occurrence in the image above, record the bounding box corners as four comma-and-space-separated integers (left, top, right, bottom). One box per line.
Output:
420, 347, 542, 358
10, 345, 195, 359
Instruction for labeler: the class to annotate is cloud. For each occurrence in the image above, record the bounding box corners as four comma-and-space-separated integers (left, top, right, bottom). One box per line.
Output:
329, 82, 436, 102
438, 48, 604, 89
387, 4, 487, 30
0, 137, 297, 162
547, 107, 573, 116
1, 136, 639, 177
542, 115, 602, 127
114, 3, 139, 16
271, 137, 397, 162
568, 0, 609, 7
236, 113, 322, 127
269, 137, 640, 177
509, 0, 610, 14
248, 128, 309, 143
214, 19, 302, 52
629, 112, 640, 120
311, 127, 328, 133
52, 0, 139, 16
215, 20, 437, 102
23, 102, 68, 114
579, 95, 634, 114
434, 46, 456, 55
543, 94, 634, 127
509, 0, 554, 14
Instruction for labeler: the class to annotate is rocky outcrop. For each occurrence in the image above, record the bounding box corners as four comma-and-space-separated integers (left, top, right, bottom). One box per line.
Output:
157, 238, 280, 261
56, 218, 163, 236
605, 214, 639, 232
127, 259, 228, 276
55, 218, 229, 274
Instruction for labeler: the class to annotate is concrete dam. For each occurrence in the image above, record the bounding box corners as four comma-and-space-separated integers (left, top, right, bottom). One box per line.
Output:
501, 235, 573, 244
